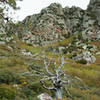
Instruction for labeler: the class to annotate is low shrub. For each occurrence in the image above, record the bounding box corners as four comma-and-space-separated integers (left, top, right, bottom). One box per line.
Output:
20, 82, 45, 99
0, 71, 21, 84
76, 59, 87, 64
0, 85, 16, 100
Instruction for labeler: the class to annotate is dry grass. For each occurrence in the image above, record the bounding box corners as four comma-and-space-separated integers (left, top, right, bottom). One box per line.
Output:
0, 36, 100, 99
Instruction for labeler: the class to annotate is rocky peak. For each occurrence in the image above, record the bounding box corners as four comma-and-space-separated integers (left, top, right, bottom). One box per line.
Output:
41, 3, 63, 15
14, 2, 100, 46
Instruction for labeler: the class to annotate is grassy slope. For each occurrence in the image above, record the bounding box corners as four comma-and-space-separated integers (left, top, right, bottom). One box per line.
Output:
0, 36, 100, 100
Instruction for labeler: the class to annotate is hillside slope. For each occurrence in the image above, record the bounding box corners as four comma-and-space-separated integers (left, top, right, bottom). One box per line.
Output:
0, 0, 100, 100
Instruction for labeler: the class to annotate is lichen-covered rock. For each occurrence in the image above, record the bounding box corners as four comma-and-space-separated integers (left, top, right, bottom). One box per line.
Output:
15, 1, 100, 46
0, 18, 14, 44
72, 51, 96, 64
88, 0, 100, 25
0, 18, 6, 35
37, 93, 52, 100
21, 49, 33, 57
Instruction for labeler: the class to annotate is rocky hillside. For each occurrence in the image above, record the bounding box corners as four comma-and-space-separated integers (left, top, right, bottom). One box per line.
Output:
14, 0, 100, 46
88, 0, 100, 25
0, 0, 100, 100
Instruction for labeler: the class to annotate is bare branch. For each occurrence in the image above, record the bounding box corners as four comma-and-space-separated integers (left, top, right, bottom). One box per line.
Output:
57, 56, 65, 71
74, 76, 83, 82
63, 86, 72, 97
47, 58, 52, 66
54, 61, 57, 68
59, 70, 65, 77
40, 80, 55, 90
61, 80, 67, 84
42, 55, 54, 76
41, 76, 51, 81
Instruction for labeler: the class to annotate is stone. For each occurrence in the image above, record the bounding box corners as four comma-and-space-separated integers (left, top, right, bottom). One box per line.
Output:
58, 46, 65, 52
7, 46, 13, 51
72, 51, 96, 64
21, 49, 33, 57
82, 45, 87, 50
37, 93, 52, 100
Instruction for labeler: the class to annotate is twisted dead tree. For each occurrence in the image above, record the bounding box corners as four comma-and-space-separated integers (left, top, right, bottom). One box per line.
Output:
19, 56, 87, 100
40, 55, 72, 100
39, 55, 88, 100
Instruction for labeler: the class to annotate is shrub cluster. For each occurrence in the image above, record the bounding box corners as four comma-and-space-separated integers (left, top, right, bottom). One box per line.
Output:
76, 59, 87, 64
0, 71, 21, 84
0, 85, 16, 100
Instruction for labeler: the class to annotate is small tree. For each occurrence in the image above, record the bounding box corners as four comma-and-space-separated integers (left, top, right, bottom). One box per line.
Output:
20, 55, 87, 100
40, 56, 72, 100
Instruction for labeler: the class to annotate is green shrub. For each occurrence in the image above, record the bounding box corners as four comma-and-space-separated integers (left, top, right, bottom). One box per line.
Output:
20, 82, 44, 99
92, 88, 100, 96
76, 59, 87, 64
72, 53, 77, 57
0, 85, 16, 100
21, 86, 34, 97
0, 71, 21, 84
28, 82, 45, 94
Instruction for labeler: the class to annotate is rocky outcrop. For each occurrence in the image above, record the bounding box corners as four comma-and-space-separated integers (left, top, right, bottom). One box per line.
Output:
72, 51, 96, 64
88, 0, 100, 25
64, 6, 100, 40
0, 18, 6, 35
0, 18, 13, 45
19, 3, 68, 46
15, 1, 100, 46
0, 18, 14, 44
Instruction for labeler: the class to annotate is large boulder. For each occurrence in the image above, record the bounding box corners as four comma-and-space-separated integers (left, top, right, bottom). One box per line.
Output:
72, 51, 96, 64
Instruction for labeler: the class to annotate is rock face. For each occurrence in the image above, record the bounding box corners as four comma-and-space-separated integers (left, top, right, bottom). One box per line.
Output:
0, 17, 13, 44
72, 51, 96, 64
0, 1, 99, 46
88, 0, 100, 25
15, 1, 100, 46
19, 3, 68, 46
0, 18, 6, 35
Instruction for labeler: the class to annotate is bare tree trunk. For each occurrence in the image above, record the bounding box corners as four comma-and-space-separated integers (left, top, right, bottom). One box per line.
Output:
55, 88, 62, 100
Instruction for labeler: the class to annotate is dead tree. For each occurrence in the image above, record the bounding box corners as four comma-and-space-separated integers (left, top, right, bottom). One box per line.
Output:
40, 55, 72, 100
19, 56, 87, 100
